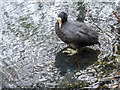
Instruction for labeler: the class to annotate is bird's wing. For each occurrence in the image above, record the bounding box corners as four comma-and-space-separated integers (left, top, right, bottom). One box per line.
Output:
64, 22, 98, 45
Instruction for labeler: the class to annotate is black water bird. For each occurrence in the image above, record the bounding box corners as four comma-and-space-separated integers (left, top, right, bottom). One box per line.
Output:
55, 12, 99, 55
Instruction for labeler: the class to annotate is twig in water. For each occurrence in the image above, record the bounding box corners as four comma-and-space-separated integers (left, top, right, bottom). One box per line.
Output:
86, 12, 103, 32
113, 10, 120, 23
86, 12, 112, 38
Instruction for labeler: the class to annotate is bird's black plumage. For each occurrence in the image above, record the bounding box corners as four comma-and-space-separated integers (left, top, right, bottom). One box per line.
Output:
55, 12, 99, 49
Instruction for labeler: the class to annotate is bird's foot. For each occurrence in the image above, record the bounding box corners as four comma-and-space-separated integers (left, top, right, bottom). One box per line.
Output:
62, 48, 78, 55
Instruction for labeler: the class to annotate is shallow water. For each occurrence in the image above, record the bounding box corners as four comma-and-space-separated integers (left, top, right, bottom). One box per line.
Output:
0, 1, 120, 89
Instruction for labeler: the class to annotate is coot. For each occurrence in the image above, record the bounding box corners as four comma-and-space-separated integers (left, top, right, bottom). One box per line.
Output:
55, 12, 99, 54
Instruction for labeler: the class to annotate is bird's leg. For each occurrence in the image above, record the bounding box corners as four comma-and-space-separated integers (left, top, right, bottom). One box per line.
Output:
62, 48, 79, 55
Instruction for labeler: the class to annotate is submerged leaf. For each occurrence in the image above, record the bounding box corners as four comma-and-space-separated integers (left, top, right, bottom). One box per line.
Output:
116, 56, 120, 63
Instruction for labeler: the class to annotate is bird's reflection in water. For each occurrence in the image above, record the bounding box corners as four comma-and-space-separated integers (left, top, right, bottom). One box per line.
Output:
55, 47, 100, 75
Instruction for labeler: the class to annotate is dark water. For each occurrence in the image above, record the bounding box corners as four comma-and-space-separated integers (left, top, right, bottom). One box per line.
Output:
0, 1, 120, 89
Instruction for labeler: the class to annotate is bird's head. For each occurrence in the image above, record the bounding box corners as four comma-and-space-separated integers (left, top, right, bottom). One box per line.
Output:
57, 12, 68, 28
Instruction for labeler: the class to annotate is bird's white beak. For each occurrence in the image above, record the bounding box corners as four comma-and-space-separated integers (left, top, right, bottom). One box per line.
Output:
58, 17, 62, 29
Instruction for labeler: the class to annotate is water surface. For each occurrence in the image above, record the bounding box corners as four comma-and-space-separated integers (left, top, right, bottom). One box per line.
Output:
0, 1, 120, 89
